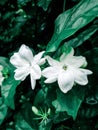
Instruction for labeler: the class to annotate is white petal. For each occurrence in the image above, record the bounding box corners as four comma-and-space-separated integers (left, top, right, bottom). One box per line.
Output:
58, 70, 74, 93
30, 65, 41, 79
74, 68, 92, 85
33, 51, 45, 64
66, 56, 87, 68
0, 65, 3, 71
42, 67, 58, 78
44, 77, 57, 83
19, 44, 34, 64
10, 53, 29, 68
60, 48, 74, 62
14, 67, 30, 81
38, 58, 46, 66
0, 73, 4, 86
79, 68, 93, 75
46, 56, 60, 67
30, 74, 36, 89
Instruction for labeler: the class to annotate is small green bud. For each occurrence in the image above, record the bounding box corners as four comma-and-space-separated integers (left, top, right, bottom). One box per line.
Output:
81, 59, 88, 68
32, 106, 40, 115
47, 108, 51, 115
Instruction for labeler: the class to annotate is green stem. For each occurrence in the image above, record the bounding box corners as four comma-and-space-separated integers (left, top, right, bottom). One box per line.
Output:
63, 0, 66, 12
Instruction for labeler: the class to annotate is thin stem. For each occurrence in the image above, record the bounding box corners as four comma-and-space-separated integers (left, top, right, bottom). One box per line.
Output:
63, 0, 66, 12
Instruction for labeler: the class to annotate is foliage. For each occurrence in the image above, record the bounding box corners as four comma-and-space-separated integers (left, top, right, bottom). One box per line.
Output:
0, 0, 98, 130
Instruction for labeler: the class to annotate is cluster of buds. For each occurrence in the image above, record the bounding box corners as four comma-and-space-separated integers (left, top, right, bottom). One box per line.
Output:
32, 106, 51, 125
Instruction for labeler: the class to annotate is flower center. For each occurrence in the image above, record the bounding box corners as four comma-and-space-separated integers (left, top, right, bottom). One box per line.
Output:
63, 65, 67, 70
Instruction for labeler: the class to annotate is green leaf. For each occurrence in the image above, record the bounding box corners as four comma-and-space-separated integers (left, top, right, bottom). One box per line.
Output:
37, 0, 52, 11
34, 89, 46, 107
0, 0, 7, 5
38, 121, 52, 130
53, 112, 70, 124
64, 22, 98, 48
52, 89, 83, 120
0, 57, 20, 109
1, 80, 20, 109
20, 102, 37, 129
15, 112, 34, 130
0, 97, 8, 125
46, 0, 98, 52
83, 48, 98, 82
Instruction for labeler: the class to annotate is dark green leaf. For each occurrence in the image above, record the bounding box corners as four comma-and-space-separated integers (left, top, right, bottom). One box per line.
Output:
38, 121, 53, 130
1, 80, 20, 109
53, 112, 70, 124
37, 0, 52, 11
46, 0, 98, 52
21, 102, 37, 129
0, 0, 7, 5
15, 112, 34, 130
0, 57, 20, 109
34, 89, 47, 106
0, 97, 8, 125
52, 89, 83, 120
64, 22, 98, 48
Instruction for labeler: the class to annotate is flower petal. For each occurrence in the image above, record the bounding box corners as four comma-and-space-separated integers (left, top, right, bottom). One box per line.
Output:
60, 48, 74, 62
46, 56, 60, 67
42, 67, 58, 79
10, 53, 29, 68
74, 68, 92, 85
79, 68, 93, 75
30, 74, 36, 89
19, 44, 34, 64
14, 67, 30, 81
0, 65, 3, 71
30, 65, 41, 79
66, 56, 87, 68
0, 73, 4, 86
38, 58, 46, 66
33, 51, 45, 64
58, 70, 74, 93
44, 77, 57, 83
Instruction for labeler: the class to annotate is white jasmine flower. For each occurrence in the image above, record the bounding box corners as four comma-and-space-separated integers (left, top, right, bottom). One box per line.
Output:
0, 65, 4, 86
10, 44, 45, 89
42, 48, 92, 93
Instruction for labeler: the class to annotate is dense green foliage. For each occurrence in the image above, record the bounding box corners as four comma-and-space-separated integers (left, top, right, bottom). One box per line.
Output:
0, 0, 98, 130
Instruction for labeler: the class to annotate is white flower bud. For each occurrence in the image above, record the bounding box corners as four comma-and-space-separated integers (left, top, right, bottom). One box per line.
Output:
47, 108, 51, 115
32, 106, 40, 115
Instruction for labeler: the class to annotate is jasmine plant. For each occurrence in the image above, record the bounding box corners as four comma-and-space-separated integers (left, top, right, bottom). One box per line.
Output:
0, 0, 98, 130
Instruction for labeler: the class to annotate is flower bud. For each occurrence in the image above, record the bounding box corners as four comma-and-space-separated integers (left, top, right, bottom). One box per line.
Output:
47, 108, 51, 115
32, 106, 40, 115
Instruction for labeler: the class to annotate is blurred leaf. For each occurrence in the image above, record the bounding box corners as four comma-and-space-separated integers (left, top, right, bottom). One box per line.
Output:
21, 102, 37, 129
79, 104, 98, 118
46, 0, 98, 52
17, 0, 31, 7
84, 48, 98, 67
53, 112, 70, 124
34, 89, 46, 106
83, 48, 98, 82
52, 89, 83, 120
15, 112, 34, 130
0, 0, 7, 5
0, 97, 8, 125
38, 120, 52, 130
37, 0, 52, 11
0, 57, 20, 109
95, 121, 98, 128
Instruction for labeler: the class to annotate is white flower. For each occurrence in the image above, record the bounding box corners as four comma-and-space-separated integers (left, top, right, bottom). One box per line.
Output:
10, 44, 45, 89
42, 48, 92, 93
0, 65, 4, 86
